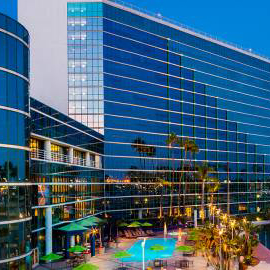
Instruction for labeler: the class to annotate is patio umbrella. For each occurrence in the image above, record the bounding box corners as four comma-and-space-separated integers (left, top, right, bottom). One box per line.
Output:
41, 253, 63, 269
85, 216, 105, 224
175, 245, 194, 252
141, 222, 152, 227
77, 219, 98, 228
57, 223, 88, 232
150, 244, 166, 251
168, 232, 179, 236
128, 222, 141, 227
73, 263, 99, 270
118, 222, 129, 227
68, 245, 87, 253
113, 251, 132, 266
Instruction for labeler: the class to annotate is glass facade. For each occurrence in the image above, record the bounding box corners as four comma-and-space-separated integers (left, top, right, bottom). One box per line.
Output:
67, 1, 270, 220
0, 13, 31, 270
30, 98, 104, 258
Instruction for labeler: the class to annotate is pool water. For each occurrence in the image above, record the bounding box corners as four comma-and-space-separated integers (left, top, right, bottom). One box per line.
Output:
121, 238, 177, 262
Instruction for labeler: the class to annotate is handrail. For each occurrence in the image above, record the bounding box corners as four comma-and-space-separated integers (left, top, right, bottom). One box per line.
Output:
30, 149, 99, 168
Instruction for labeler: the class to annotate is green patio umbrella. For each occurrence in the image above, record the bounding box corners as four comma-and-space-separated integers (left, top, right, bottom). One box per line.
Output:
68, 245, 87, 253
113, 251, 132, 266
118, 222, 129, 227
150, 244, 166, 251
41, 253, 63, 261
58, 223, 88, 232
73, 263, 99, 270
128, 221, 142, 227
175, 245, 194, 252
141, 222, 152, 227
168, 232, 179, 236
128, 222, 141, 228
85, 216, 105, 224
41, 253, 63, 269
76, 219, 98, 227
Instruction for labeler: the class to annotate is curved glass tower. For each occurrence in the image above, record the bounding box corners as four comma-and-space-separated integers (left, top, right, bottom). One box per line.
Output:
0, 13, 31, 269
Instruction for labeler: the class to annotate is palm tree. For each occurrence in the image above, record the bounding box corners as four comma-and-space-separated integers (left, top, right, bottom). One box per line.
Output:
131, 137, 146, 169
206, 177, 220, 222
166, 132, 179, 216
182, 139, 199, 214
195, 162, 216, 222
156, 177, 171, 218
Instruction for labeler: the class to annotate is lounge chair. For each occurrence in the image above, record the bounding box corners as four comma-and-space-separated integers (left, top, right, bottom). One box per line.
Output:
139, 228, 148, 236
127, 230, 137, 238
146, 229, 155, 236
124, 230, 132, 238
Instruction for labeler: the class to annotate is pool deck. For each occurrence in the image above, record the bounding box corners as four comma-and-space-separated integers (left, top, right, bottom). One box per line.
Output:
35, 231, 270, 269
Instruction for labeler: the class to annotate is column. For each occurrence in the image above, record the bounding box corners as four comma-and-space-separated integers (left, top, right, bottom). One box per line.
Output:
138, 209, 143, 219
70, 235, 75, 247
86, 152, 91, 167
44, 140, 51, 161
68, 147, 74, 164
91, 234, 96, 257
45, 207, 53, 254
194, 209, 198, 228
95, 155, 101, 168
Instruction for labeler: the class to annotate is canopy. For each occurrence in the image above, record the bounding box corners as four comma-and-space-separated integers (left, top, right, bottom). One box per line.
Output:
141, 222, 152, 227
73, 263, 99, 270
150, 244, 166, 251
68, 245, 87, 253
175, 245, 194, 252
57, 223, 88, 232
113, 251, 132, 259
41, 253, 63, 261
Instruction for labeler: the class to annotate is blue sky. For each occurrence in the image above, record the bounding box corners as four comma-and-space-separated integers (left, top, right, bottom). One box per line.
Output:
0, 0, 269, 58
125, 0, 270, 59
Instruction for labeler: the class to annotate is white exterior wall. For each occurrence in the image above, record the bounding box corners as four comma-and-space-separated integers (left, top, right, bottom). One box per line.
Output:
18, 0, 270, 115
18, 0, 100, 114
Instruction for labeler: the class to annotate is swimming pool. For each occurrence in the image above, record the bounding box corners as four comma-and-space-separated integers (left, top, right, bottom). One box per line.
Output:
121, 238, 177, 262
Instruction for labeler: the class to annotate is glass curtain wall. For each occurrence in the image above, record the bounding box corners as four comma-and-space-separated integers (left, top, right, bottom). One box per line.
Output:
0, 13, 31, 270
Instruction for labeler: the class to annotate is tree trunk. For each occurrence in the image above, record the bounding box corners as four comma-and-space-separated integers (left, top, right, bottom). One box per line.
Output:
178, 150, 187, 215
201, 179, 205, 223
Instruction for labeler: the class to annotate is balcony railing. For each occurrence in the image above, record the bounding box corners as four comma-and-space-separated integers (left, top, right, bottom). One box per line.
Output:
31, 149, 99, 168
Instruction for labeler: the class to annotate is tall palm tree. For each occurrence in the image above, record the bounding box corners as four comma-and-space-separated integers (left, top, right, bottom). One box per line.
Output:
206, 177, 220, 221
182, 139, 199, 214
156, 177, 171, 218
166, 132, 179, 216
131, 137, 146, 169
195, 162, 216, 222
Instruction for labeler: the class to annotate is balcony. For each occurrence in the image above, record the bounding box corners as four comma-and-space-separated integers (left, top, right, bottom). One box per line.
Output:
31, 149, 100, 168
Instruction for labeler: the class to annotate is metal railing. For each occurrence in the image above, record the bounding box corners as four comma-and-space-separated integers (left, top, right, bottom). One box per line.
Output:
106, 0, 270, 61
31, 149, 98, 168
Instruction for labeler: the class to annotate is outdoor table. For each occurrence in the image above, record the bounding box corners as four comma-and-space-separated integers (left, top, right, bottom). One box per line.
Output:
175, 259, 191, 269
